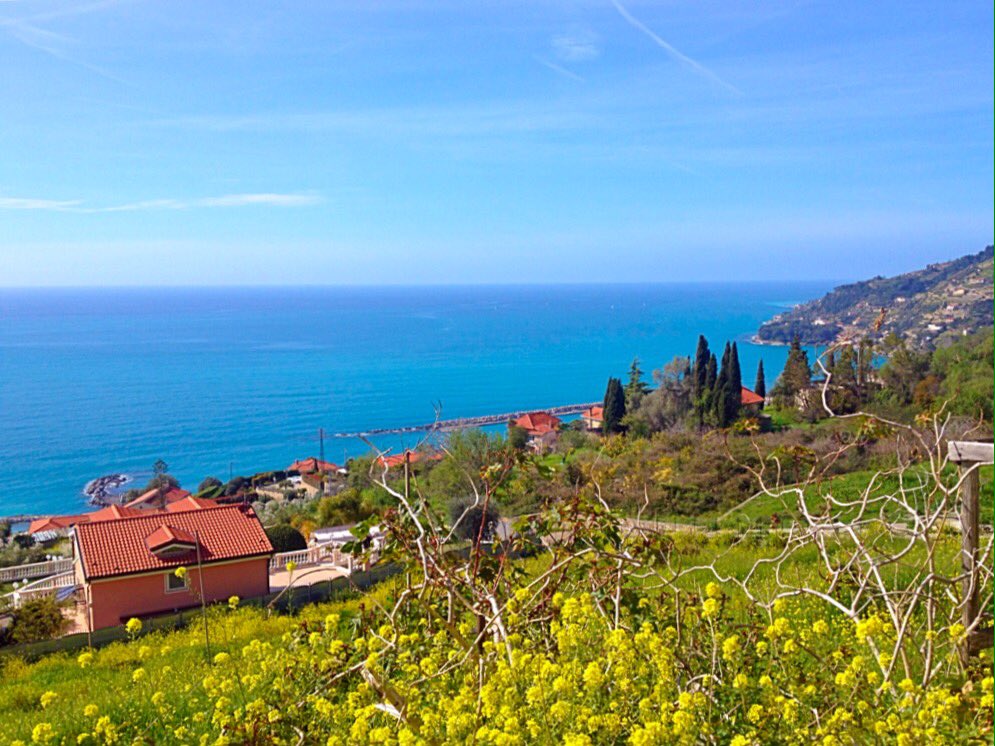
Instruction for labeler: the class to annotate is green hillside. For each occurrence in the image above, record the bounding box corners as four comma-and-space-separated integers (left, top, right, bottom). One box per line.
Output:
757, 246, 994, 347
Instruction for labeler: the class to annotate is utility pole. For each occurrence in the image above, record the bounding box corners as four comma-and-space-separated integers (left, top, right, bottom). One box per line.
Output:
194, 530, 210, 659
319, 427, 325, 465
404, 450, 411, 504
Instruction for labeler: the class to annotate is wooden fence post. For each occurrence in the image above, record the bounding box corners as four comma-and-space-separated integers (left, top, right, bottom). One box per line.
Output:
948, 440, 994, 665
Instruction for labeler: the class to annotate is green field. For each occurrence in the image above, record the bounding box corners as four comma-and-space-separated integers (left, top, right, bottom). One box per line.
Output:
714, 464, 993, 528
0, 521, 989, 745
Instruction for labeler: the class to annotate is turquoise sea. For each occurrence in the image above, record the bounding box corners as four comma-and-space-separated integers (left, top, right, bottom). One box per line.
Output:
0, 283, 833, 516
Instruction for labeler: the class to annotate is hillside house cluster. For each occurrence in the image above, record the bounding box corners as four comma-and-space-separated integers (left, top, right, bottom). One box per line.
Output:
73, 502, 272, 630
23, 498, 274, 632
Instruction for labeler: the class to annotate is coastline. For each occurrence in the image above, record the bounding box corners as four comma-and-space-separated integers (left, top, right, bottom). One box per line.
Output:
1, 281, 833, 518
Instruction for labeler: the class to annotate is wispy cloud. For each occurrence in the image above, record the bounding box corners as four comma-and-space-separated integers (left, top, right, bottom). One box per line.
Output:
198, 193, 322, 208
609, 0, 741, 95
0, 193, 323, 213
1, 15, 127, 83
551, 29, 600, 63
534, 55, 586, 83
0, 197, 82, 210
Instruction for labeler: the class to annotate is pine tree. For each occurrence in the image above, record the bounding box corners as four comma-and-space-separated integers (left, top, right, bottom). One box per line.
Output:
602, 377, 626, 434
832, 346, 858, 389
755, 360, 766, 402
624, 358, 649, 409
772, 335, 812, 402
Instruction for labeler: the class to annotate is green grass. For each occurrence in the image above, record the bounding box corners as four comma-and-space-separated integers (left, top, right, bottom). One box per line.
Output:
714, 464, 993, 528
0, 524, 973, 744
0, 576, 404, 741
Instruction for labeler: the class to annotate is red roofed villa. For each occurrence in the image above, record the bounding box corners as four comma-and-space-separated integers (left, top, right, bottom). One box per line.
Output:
740, 386, 765, 413
377, 450, 443, 470
28, 513, 91, 537
512, 411, 562, 435
287, 457, 342, 475
580, 405, 604, 431
72, 504, 273, 630
511, 411, 562, 452
123, 486, 192, 511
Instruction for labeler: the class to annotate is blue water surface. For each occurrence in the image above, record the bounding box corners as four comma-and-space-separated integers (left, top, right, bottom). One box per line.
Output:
0, 282, 832, 515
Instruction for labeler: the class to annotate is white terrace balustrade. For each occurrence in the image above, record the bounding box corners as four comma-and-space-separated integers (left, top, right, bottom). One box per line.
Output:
0, 557, 73, 584
4, 571, 76, 608
268, 542, 364, 575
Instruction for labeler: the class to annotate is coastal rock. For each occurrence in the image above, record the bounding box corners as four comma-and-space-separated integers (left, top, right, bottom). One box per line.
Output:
84, 474, 131, 506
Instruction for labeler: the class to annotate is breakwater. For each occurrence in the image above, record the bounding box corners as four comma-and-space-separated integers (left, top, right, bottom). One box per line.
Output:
329, 402, 599, 438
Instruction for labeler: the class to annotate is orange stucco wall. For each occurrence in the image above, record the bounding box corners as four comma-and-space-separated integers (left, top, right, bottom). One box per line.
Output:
86, 557, 270, 630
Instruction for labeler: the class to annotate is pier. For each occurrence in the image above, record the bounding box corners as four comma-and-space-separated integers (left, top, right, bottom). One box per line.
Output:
0, 515, 42, 525
329, 402, 600, 438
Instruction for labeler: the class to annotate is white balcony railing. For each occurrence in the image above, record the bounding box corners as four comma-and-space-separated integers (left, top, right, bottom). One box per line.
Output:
268, 542, 357, 574
5, 571, 76, 607
0, 558, 73, 584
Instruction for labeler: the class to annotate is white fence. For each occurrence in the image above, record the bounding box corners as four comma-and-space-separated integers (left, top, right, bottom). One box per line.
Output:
0, 558, 73, 584
4, 571, 76, 608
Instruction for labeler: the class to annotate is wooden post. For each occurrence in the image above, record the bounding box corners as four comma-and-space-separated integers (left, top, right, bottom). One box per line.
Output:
404, 450, 411, 505
960, 461, 980, 665
194, 530, 210, 659
948, 440, 994, 664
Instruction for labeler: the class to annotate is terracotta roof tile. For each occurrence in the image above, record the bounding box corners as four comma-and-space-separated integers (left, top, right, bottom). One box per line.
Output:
582, 406, 604, 421
124, 487, 191, 509
740, 387, 765, 406
287, 458, 340, 474
144, 525, 198, 552
165, 496, 219, 512
513, 412, 562, 435
74, 505, 273, 580
377, 450, 443, 469
28, 514, 91, 534
88, 504, 147, 522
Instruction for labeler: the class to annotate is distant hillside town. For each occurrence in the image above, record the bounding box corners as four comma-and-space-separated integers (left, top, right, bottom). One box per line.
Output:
757, 245, 994, 348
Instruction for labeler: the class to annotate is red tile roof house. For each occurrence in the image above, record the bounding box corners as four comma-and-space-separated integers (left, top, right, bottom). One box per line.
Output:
580, 405, 604, 431
287, 458, 347, 498
511, 412, 562, 452
287, 458, 343, 475
123, 486, 192, 511
28, 513, 92, 538
71, 504, 273, 631
740, 386, 765, 414
376, 450, 444, 470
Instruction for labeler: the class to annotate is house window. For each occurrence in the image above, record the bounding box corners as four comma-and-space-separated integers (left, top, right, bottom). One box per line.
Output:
165, 572, 189, 593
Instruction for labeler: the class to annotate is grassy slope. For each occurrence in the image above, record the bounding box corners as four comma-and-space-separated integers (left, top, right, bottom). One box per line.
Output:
716, 464, 993, 527
0, 579, 403, 742
0, 524, 969, 744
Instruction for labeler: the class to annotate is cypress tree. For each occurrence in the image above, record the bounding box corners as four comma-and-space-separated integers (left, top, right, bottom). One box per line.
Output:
725, 342, 742, 423
705, 352, 717, 392
602, 377, 626, 434
693, 335, 710, 398
755, 360, 766, 401
702, 352, 718, 426
714, 343, 731, 426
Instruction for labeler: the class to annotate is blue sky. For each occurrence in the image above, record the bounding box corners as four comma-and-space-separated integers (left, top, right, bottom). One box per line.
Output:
0, 1, 992, 285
